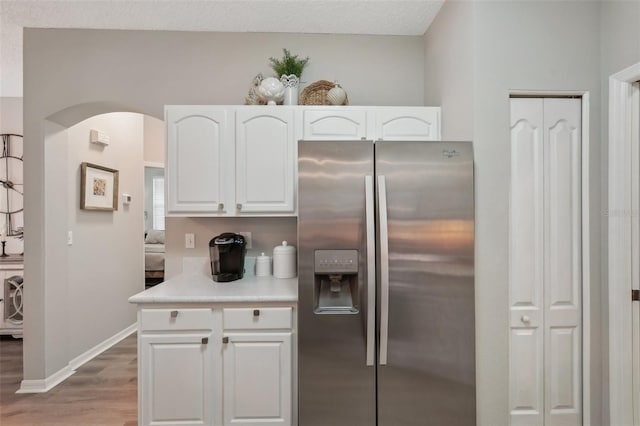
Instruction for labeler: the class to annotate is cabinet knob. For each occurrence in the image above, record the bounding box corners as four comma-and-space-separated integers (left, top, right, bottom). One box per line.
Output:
253, 309, 260, 317
218, 203, 224, 211
236, 203, 242, 211
170, 310, 179, 318
521, 315, 531, 324
201, 337, 209, 345
222, 337, 229, 344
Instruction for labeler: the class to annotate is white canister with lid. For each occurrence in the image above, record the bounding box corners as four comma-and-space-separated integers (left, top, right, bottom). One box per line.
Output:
255, 252, 272, 277
273, 241, 297, 279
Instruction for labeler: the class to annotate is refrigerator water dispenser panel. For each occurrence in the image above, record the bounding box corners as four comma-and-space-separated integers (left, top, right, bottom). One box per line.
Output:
314, 250, 359, 314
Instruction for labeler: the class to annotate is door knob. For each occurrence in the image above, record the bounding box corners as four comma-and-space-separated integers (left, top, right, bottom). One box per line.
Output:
170, 310, 178, 318
236, 203, 242, 210
521, 315, 531, 324
218, 203, 224, 210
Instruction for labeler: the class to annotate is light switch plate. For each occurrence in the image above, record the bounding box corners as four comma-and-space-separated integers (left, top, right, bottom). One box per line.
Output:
67, 231, 73, 246
185, 233, 195, 249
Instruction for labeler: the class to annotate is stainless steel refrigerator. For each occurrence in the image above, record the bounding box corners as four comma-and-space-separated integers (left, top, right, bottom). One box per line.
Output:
298, 140, 475, 426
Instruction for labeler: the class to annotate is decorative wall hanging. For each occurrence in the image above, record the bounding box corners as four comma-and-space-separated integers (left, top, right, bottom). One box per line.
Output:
80, 162, 119, 211
0, 134, 23, 237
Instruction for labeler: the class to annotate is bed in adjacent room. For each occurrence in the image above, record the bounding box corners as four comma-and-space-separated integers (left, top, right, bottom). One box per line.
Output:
144, 230, 165, 285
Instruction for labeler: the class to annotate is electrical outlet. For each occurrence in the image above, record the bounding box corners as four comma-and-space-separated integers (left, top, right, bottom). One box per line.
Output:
185, 233, 195, 249
238, 231, 252, 249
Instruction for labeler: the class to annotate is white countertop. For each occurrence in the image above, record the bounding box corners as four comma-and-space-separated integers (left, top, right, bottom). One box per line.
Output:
129, 272, 298, 304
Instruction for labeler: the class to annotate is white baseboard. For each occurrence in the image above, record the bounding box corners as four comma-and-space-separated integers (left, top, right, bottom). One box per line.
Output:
68, 323, 137, 371
17, 322, 137, 394
16, 366, 75, 394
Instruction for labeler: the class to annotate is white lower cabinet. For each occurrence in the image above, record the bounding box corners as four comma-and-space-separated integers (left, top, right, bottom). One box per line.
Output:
222, 333, 292, 425
138, 305, 295, 426
140, 333, 215, 426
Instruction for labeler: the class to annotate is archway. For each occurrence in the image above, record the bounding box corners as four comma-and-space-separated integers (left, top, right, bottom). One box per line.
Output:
20, 101, 162, 393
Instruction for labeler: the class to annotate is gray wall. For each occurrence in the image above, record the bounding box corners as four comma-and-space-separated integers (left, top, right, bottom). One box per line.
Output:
66, 112, 143, 361
23, 29, 426, 380
423, 0, 473, 141
471, 1, 602, 424
143, 115, 164, 165
0, 97, 22, 134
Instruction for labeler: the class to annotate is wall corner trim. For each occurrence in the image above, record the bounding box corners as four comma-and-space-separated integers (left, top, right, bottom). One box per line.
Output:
16, 322, 137, 394
608, 61, 640, 426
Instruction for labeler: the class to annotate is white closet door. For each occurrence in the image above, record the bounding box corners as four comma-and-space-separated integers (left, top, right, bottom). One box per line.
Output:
543, 98, 582, 426
509, 98, 582, 426
510, 98, 545, 426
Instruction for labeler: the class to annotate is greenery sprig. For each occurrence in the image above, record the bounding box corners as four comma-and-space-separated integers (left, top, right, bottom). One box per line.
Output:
269, 48, 309, 78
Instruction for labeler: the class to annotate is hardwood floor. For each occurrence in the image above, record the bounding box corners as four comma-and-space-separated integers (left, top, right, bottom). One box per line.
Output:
0, 333, 138, 425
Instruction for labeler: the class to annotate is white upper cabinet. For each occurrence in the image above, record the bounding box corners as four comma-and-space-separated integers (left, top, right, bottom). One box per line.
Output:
235, 108, 295, 214
374, 107, 441, 141
302, 108, 367, 140
165, 106, 231, 215
300, 106, 441, 141
165, 105, 441, 217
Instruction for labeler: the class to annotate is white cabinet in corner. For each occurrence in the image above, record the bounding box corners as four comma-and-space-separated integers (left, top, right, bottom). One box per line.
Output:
165, 106, 232, 215
235, 108, 296, 214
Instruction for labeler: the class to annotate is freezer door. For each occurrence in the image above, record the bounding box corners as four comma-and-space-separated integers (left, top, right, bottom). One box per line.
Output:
376, 141, 476, 426
298, 140, 376, 426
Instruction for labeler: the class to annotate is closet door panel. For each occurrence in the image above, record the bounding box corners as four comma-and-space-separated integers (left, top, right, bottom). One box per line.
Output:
509, 98, 544, 426
543, 98, 582, 426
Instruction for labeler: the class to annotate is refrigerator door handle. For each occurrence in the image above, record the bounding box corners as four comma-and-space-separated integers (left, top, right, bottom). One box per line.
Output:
365, 175, 375, 366
378, 175, 390, 366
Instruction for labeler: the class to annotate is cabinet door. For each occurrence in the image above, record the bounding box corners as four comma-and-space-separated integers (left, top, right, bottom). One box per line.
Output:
140, 333, 215, 426
374, 107, 441, 141
166, 106, 231, 215
235, 109, 295, 214
223, 333, 292, 425
302, 109, 367, 140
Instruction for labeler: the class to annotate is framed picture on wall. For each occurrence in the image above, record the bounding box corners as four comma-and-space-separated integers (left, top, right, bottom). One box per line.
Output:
80, 162, 119, 211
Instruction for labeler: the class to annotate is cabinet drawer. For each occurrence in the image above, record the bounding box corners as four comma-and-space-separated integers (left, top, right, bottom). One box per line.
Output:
223, 307, 292, 330
140, 308, 214, 331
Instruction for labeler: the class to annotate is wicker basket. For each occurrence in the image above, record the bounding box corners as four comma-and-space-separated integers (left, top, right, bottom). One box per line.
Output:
299, 80, 349, 105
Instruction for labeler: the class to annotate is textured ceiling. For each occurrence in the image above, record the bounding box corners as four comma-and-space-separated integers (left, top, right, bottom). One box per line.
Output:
0, 0, 445, 97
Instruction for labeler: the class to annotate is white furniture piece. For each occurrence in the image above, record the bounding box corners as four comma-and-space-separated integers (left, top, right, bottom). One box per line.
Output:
130, 273, 297, 426
0, 256, 23, 338
509, 97, 582, 426
165, 105, 441, 217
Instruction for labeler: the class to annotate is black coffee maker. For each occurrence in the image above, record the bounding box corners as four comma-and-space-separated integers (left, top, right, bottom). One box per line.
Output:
209, 233, 247, 282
